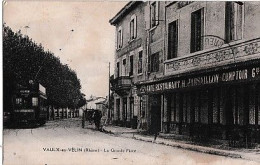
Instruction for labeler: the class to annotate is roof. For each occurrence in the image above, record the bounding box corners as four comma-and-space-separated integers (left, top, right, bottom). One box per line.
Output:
95, 100, 106, 105
109, 1, 142, 25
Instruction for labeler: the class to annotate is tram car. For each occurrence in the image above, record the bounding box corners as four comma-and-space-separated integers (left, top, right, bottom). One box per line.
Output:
12, 82, 47, 126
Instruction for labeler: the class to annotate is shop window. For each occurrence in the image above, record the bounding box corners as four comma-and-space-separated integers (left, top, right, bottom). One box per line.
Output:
170, 94, 176, 122
169, 93, 180, 122
117, 26, 123, 49
231, 87, 245, 125
130, 15, 137, 40
190, 8, 204, 53
225, 2, 243, 43
200, 90, 208, 124
168, 20, 178, 59
249, 85, 256, 125
129, 56, 133, 76
32, 97, 38, 106
138, 51, 143, 74
194, 92, 200, 122
186, 93, 191, 123
123, 98, 127, 121
212, 89, 220, 124
150, 52, 159, 73
183, 93, 187, 123
150, 2, 159, 28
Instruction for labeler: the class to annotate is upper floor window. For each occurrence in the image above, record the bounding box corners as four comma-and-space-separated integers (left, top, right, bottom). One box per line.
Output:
130, 15, 137, 40
190, 8, 204, 53
129, 56, 134, 76
150, 2, 159, 28
122, 58, 127, 76
150, 52, 159, 73
225, 2, 243, 43
168, 20, 178, 59
138, 51, 143, 74
117, 26, 123, 49
116, 62, 120, 77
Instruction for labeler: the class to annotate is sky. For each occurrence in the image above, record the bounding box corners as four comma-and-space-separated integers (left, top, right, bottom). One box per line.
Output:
3, 0, 127, 98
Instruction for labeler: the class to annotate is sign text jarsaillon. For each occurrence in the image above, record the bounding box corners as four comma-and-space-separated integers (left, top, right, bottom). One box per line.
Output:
142, 67, 260, 93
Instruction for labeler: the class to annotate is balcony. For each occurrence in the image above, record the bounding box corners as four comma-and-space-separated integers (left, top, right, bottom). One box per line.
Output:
110, 76, 132, 95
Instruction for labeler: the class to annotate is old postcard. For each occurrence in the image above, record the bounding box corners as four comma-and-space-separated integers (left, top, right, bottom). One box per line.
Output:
2, 1, 260, 165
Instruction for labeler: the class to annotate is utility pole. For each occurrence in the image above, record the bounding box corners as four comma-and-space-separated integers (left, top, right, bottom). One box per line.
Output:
108, 62, 111, 122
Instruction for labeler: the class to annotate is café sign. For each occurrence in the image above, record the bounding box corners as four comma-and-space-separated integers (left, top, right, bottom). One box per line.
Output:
139, 67, 260, 94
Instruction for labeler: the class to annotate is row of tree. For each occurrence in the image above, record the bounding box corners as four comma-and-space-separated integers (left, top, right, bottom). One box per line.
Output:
3, 24, 86, 111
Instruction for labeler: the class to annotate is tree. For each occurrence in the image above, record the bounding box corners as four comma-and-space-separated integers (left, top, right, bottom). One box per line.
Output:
3, 24, 85, 110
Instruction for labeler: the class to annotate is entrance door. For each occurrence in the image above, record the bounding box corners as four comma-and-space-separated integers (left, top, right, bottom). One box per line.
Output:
123, 98, 127, 126
150, 95, 161, 134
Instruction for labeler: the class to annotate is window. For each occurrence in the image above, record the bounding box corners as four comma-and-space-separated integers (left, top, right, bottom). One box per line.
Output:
117, 26, 123, 49
32, 97, 38, 106
190, 8, 204, 53
122, 59, 127, 76
138, 51, 143, 74
130, 15, 137, 40
116, 62, 120, 77
168, 20, 178, 59
225, 2, 243, 43
150, 2, 159, 28
16, 98, 22, 105
150, 52, 159, 72
129, 56, 134, 76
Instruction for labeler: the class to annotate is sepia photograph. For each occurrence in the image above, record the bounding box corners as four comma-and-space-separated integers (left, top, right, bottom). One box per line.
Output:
2, 1, 260, 165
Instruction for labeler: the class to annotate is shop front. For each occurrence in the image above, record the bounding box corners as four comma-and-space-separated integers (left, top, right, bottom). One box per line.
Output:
137, 60, 260, 144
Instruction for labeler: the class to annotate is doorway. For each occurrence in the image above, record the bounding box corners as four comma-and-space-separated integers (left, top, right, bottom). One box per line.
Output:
150, 95, 161, 133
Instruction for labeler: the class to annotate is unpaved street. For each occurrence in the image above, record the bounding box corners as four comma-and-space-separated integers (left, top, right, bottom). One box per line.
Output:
3, 119, 259, 165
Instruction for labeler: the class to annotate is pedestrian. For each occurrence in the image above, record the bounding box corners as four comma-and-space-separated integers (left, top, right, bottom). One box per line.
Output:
151, 113, 160, 143
93, 110, 102, 130
152, 124, 160, 143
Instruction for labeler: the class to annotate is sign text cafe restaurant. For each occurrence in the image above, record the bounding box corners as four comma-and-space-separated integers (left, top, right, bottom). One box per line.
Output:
137, 60, 260, 144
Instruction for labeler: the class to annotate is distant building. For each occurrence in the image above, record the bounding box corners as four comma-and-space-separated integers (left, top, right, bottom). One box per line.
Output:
86, 96, 106, 110
79, 96, 105, 117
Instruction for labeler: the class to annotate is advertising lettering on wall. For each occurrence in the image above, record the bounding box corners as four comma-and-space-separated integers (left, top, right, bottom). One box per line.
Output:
139, 67, 260, 94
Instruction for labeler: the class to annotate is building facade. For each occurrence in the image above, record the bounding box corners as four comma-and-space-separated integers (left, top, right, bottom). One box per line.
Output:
110, 2, 147, 128
110, 1, 260, 144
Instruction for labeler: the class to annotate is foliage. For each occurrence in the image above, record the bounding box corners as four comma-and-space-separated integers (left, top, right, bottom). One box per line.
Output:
3, 24, 86, 110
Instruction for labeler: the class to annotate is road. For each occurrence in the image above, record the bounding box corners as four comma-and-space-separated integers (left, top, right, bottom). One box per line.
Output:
3, 119, 259, 165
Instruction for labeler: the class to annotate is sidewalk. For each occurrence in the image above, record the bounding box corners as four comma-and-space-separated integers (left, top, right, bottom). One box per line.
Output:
102, 126, 260, 163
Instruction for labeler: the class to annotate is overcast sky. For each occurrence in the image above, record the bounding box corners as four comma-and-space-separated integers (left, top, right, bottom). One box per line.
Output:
3, 0, 127, 98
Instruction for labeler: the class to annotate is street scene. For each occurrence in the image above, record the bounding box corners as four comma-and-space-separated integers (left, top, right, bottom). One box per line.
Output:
3, 118, 259, 165
3, 1, 260, 165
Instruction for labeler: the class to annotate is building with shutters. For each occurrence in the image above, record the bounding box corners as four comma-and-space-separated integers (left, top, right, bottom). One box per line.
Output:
109, 1, 147, 128
110, 1, 260, 144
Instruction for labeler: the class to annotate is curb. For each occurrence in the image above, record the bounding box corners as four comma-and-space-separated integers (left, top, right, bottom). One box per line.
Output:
103, 127, 244, 159
132, 136, 242, 159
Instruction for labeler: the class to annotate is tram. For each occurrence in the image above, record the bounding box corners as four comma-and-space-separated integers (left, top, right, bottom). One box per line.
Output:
12, 82, 47, 126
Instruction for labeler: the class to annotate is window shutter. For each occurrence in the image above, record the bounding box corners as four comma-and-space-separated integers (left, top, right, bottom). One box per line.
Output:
225, 2, 232, 43
134, 16, 137, 38
156, 2, 159, 25
116, 29, 118, 49
148, 55, 151, 73
120, 28, 123, 48
190, 13, 196, 53
129, 21, 131, 41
